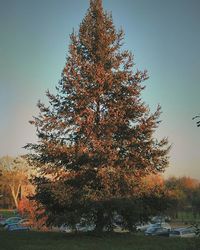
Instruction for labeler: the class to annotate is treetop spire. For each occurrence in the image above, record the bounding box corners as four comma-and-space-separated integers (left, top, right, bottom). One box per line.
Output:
89, 0, 103, 16
90, 0, 103, 8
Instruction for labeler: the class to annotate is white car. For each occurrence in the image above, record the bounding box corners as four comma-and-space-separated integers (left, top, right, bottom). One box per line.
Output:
169, 227, 196, 238
60, 224, 73, 233
136, 222, 151, 232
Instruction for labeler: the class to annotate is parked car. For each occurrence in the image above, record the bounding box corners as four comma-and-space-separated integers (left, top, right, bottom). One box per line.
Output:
60, 224, 73, 233
145, 222, 171, 236
2, 217, 22, 227
5, 218, 32, 229
169, 227, 196, 238
18, 219, 32, 227
76, 223, 95, 232
0, 216, 6, 226
146, 222, 171, 230
6, 223, 30, 231
145, 227, 170, 236
136, 222, 152, 232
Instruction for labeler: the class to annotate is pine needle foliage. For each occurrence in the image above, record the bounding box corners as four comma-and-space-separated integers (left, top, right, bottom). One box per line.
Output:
26, 0, 170, 231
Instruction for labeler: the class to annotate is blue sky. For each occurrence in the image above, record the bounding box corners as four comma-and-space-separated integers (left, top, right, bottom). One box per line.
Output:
0, 0, 200, 179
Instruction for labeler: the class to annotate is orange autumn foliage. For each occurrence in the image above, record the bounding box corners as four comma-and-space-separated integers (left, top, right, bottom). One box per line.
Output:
142, 174, 164, 191
179, 176, 199, 190
18, 198, 48, 231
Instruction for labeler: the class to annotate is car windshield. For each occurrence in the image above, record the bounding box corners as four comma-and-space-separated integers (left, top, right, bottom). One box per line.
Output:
151, 223, 161, 228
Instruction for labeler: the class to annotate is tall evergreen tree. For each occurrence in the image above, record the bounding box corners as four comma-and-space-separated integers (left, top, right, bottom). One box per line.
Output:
26, 0, 170, 231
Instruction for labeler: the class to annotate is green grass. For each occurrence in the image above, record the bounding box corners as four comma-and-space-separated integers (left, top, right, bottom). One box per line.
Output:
0, 209, 16, 218
177, 212, 200, 223
1, 231, 200, 250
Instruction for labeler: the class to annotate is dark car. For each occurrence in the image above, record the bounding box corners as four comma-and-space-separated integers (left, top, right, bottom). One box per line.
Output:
145, 227, 170, 237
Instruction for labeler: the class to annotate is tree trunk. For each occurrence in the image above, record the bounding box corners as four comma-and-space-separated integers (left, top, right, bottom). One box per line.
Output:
9, 184, 21, 209
11, 188, 18, 208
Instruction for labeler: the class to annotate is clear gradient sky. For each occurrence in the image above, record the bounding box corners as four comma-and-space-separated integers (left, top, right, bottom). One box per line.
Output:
0, 0, 200, 179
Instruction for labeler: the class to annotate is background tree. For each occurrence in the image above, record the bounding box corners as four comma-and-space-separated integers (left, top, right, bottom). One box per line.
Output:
192, 115, 200, 127
118, 175, 170, 231
0, 159, 13, 209
18, 198, 48, 231
165, 176, 200, 219
0, 156, 30, 209
26, 0, 170, 231
191, 186, 200, 217
165, 177, 186, 219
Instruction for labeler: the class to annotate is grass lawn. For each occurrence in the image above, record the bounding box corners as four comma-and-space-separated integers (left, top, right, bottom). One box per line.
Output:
0, 209, 16, 218
1, 231, 200, 250
177, 212, 200, 224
